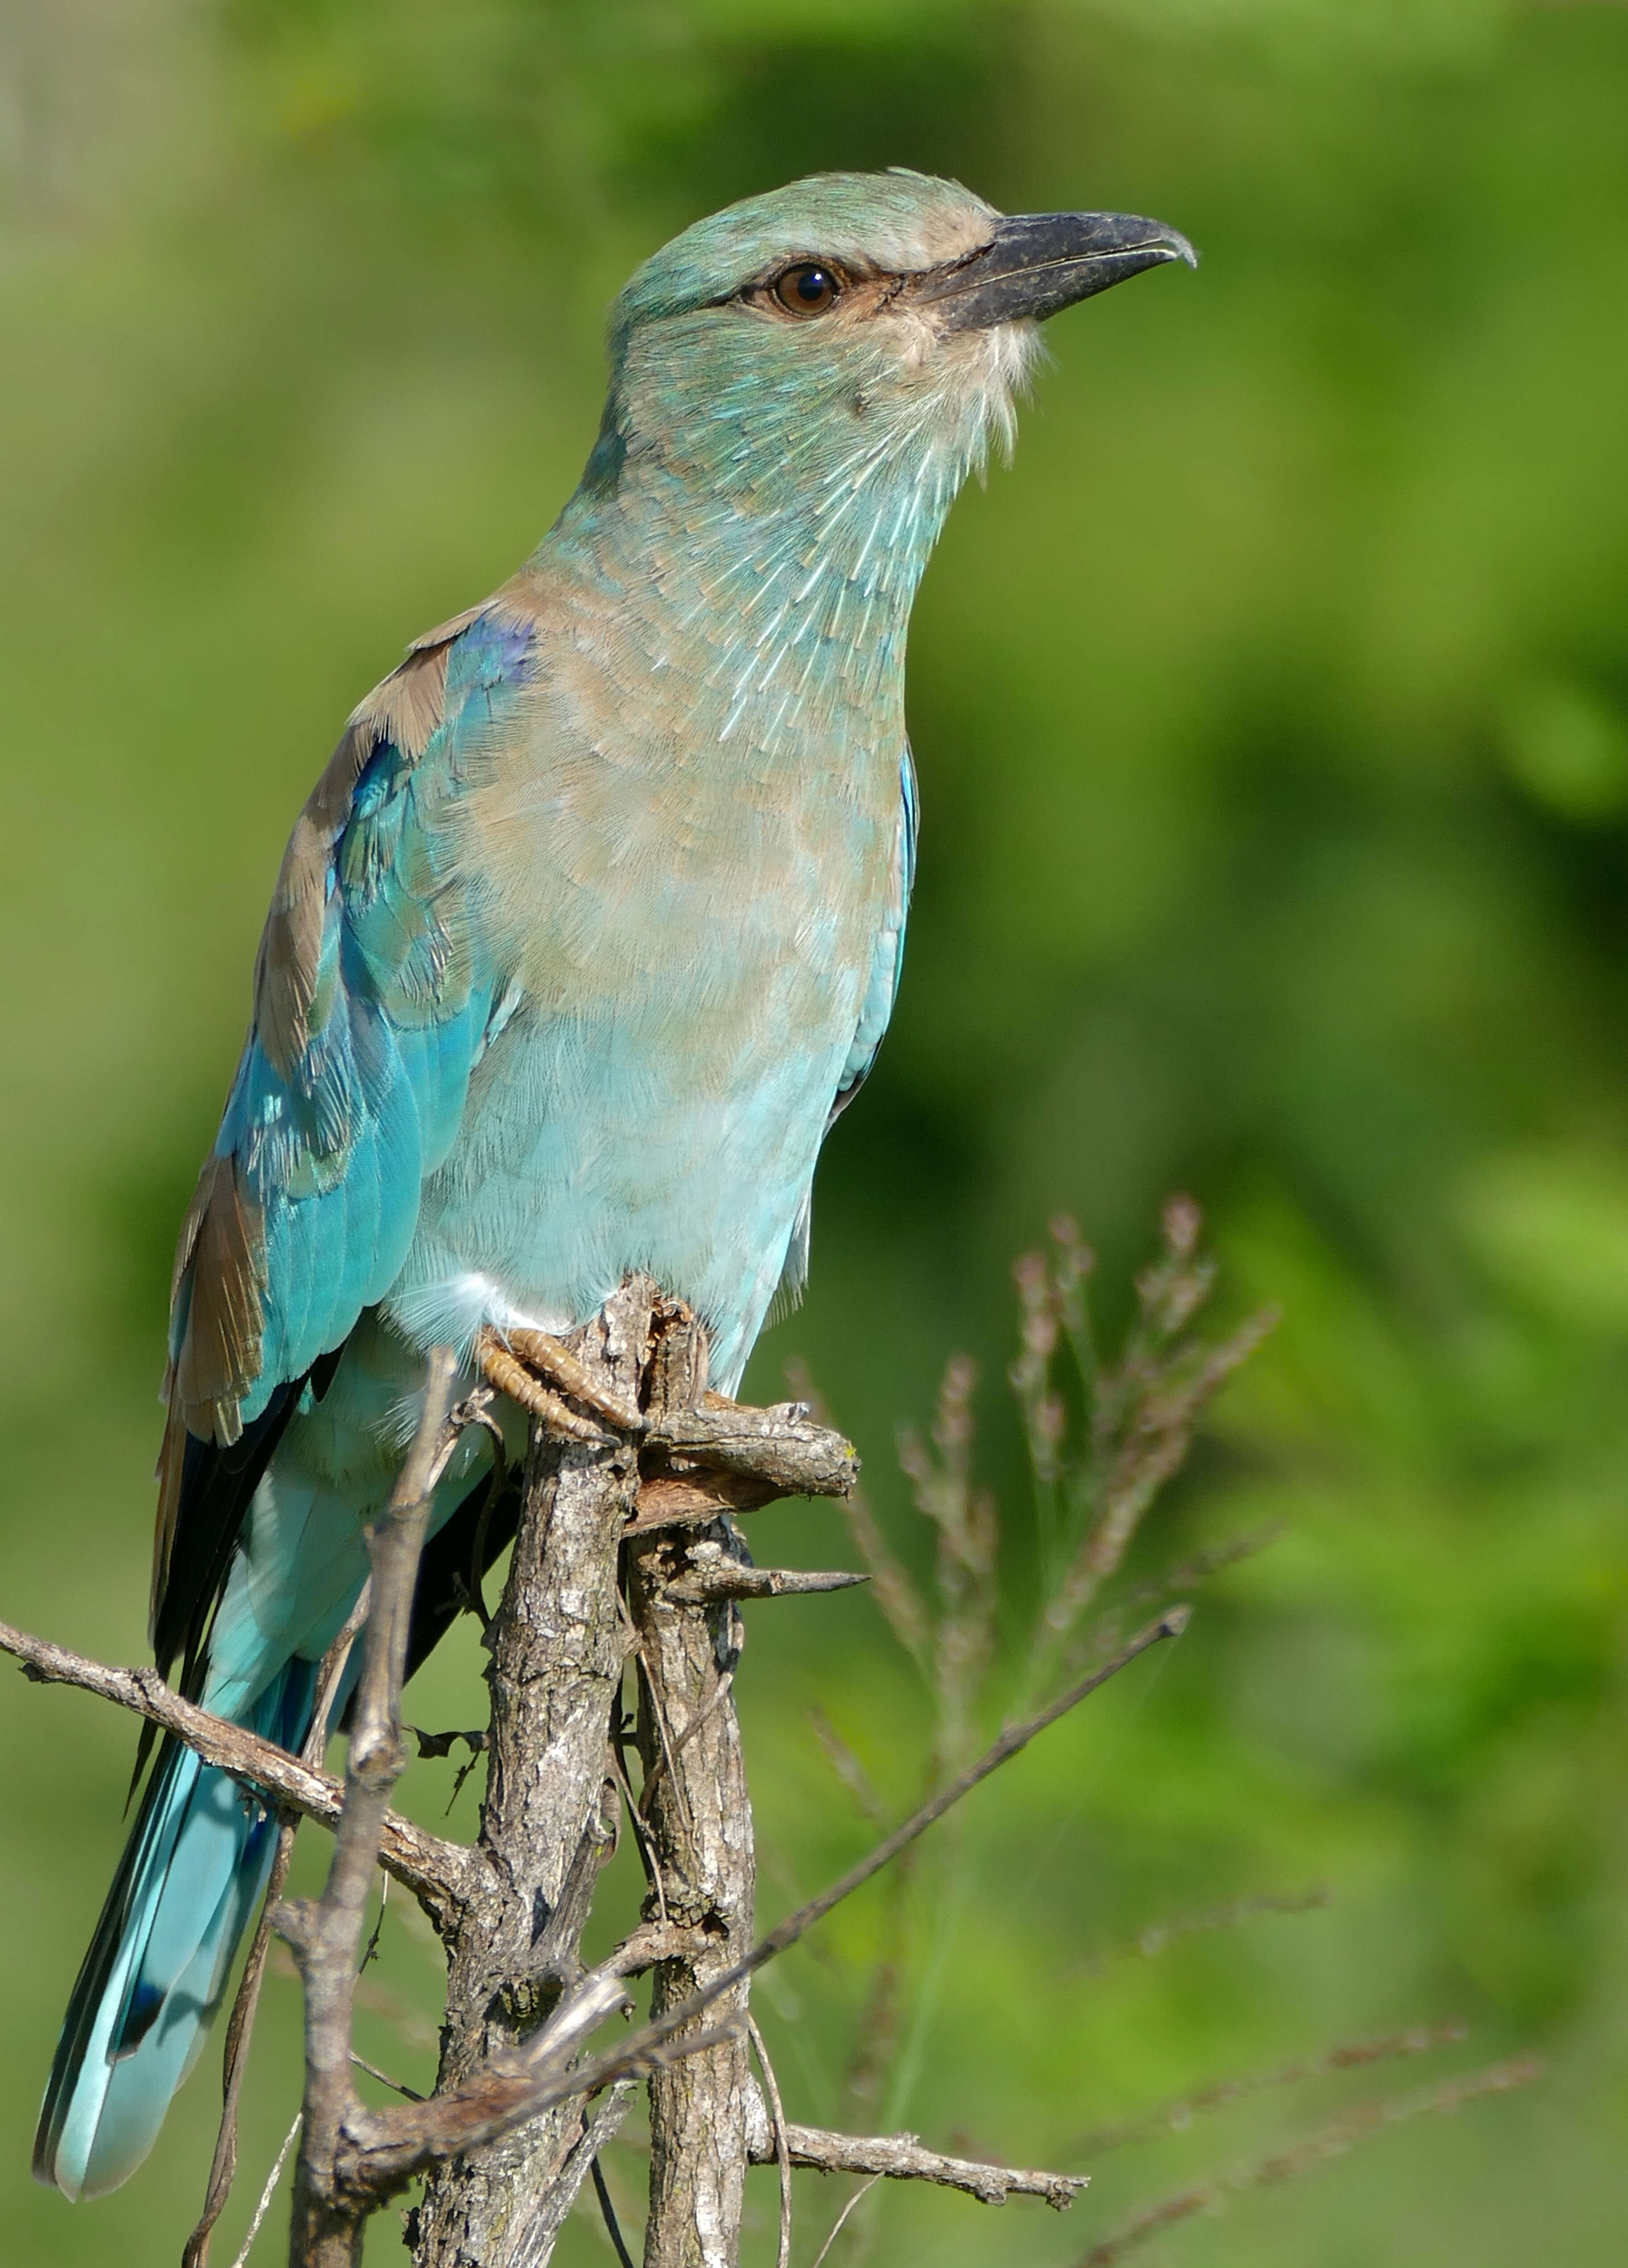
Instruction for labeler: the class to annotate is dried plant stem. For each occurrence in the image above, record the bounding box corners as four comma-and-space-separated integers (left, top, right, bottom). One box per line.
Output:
228, 2113, 303, 2268
1072, 1884, 1331, 1982
1072, 2021, 1470, 2157
275, 1347, 460, 2268
747, 2016, 793, 2268
808, 2175, 882, 2268
1076, 2057, 1541, 2267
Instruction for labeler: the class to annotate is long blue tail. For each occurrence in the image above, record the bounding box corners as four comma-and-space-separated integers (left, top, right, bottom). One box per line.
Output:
33, 1662, 315, 2200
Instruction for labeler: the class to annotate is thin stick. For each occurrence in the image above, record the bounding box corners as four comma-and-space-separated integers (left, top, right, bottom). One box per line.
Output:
183, 1827, 299, 2267
591, 2158, 638, 2268
751, 2121, 1087, 2209
226, 2111, 302, 2268
1073, 2021, 1467, 2156
0, 1617, 469, 1920
748, 2015, 793, 2268
1076, 2057, 1541, 2267
349, 2052, 425, 2102
186, 1573, 378, 2264
338, 1608, 1190, 2187
277, 1348, 459, 2267
633, 1640, 694, 1837
609, 1715, 670, 1925
809, 2174, 883, 2268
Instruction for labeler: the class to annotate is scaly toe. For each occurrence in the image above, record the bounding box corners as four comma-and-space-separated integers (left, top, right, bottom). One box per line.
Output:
477, 1336, 615, 1443
504, 1326, 646, 1431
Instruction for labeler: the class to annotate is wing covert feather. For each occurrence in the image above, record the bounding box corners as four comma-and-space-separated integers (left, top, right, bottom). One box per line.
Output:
151, 602, 535, 1664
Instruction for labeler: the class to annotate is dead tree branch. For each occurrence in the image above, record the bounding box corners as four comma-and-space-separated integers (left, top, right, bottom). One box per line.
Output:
410, 1277, 655, 2268
748, 2116, 1087, 2210
627, 1302, 759, 2268
322, 1605, 1192, 2198
9, 1244, 1215, 2268
0, 1617, 471, 1925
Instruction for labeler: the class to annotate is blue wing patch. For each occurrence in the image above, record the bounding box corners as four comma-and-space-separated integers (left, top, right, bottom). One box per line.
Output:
152, 603, 535, 1671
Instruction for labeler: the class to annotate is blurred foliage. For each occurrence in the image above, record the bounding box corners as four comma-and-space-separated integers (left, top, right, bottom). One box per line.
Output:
3, 1, 1628, 2263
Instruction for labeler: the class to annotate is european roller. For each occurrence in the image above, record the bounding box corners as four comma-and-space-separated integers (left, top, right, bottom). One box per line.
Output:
36, 169, 1191, 2200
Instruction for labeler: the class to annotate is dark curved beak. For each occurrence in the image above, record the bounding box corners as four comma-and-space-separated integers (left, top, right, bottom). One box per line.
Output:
909, 211, 1197, 331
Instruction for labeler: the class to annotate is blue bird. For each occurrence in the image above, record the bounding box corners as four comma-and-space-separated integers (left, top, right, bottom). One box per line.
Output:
35, 170, 1191, 2200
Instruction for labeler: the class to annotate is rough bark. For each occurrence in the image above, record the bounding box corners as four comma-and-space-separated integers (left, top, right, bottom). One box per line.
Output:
743, 2108, 1087, 2209
627, 1308, 757, 2268
4, 1296, 1195, 2268
409, 1282, 651, 2268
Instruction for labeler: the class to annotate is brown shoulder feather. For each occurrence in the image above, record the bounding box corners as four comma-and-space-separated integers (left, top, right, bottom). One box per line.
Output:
252, 618, 472, 1082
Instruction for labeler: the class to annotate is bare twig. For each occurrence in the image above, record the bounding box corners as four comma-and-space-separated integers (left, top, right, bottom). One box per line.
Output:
275, 1346, 460, 2267
1072, 1885, 1333, 1978
512, 2084, 639, 2268
785, 1356, 930, 1673
227, 2112, 302, 2268
748, 2018, 794, 2268
663, 1559, 869, 1604
646, 1399, 858, 1495
807, 1705, 889, 1825
1076, 2057, 1542, 2267
810, 2173, 883, 2268
750, 2120, 1088, 2210
349, 2052, 425, 2102
0, 1619, 471, 1923
328, 1608, 1192, 2189
609, 1717, 672, 1926
186, 1834, 301, 2268
1073, 2022, 1470, 2157
590, 2155, 638, 2268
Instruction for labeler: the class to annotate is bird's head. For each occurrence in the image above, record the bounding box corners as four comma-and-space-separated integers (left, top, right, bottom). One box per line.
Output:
583, 169, 1193, 550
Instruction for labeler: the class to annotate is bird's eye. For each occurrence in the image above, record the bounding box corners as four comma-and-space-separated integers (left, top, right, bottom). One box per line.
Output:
771, 263, 842, 317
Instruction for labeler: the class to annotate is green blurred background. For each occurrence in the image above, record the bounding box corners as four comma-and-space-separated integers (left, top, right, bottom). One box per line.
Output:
4, 1, 1628, 2261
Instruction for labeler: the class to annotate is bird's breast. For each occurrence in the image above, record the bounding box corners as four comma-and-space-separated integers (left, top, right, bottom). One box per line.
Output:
395, 612, 903, 1373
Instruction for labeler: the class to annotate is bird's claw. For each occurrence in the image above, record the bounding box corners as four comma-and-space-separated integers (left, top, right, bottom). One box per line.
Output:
476, 1326, 645, 1441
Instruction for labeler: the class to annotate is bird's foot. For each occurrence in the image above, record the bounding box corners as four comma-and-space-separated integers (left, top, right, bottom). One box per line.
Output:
476, 1325, 645, 1442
